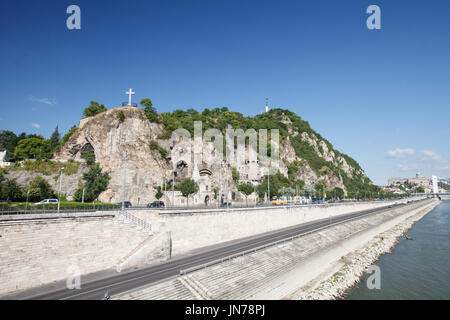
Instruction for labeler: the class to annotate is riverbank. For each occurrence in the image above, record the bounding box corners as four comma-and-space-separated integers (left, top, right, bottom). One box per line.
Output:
113, 199, 438, 300
288, 199, 441, 300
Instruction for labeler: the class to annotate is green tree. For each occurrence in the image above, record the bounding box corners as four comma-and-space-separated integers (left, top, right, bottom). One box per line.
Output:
140, 98, 159, 122
0, 130, 19, 160
256, 171, 291, 199
238, 182, 254, 206
14, 138, 52, 161
155, 186, 163, 200
314, 183, 325, 199
294, 179, 305, 191
0, 179, 24, 201
279, 186, 296, 197
332, 187, 345, 199
232, 167, 240, 183
83, 101, 107, 117
301, 184, 314, 197
50, 126, 60, 151
177, 178, 199, 207
24, 176, 55, 202
73, 164, 110, 202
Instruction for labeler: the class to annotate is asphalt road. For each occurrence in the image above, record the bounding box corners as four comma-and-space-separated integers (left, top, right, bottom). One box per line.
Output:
11, 200, 418, 300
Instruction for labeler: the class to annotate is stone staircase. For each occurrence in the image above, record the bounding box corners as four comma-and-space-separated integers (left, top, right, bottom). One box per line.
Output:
113, 206, 407, 300
115, 231, 170, 272
117, 210, 152, 234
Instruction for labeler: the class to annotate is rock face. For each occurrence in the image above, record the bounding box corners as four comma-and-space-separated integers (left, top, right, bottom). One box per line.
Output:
5, 166, 87, 201
53, 106, 367, 204
55, 107, 171, 204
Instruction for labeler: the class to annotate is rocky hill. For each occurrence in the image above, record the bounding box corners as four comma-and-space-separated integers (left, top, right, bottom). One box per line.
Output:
50, 106, 375, 204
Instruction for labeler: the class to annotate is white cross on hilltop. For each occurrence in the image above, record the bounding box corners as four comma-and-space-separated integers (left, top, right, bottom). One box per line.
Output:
125, 88, 135, 106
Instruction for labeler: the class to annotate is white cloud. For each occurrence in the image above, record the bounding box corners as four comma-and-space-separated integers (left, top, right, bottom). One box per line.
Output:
386, 148, 415, 158
422, 150, 441, 161
31, 123, 40, 129
395, 150, 450, 173
29, 96, 57, 105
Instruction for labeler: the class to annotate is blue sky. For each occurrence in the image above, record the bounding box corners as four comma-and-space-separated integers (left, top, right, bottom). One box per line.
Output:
1, 0, 449, 185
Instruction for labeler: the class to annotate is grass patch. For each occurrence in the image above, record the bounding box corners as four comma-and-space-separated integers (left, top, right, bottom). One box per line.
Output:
12, 159, 81, 176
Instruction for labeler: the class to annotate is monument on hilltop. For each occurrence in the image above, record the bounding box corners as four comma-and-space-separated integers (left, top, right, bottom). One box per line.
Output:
122, 88, 137, 107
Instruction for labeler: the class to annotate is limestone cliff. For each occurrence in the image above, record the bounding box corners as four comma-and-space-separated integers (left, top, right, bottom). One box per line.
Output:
52, 106, 370, 204
54, 107, 171, 204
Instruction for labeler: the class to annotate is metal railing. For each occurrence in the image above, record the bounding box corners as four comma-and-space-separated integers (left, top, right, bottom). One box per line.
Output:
118, 210, 152, 233
0, 204, 121, 215
179, 198, 430, 275
121, 102, 138, 107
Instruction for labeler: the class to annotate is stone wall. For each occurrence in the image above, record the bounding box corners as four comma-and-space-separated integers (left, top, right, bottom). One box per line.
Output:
0, 214, 163, 296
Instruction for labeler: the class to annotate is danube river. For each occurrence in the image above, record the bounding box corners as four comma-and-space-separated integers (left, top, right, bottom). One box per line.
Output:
345, 199, 450, 300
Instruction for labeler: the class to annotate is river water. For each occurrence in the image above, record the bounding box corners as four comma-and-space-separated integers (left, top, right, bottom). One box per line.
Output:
345, 200, 450, 300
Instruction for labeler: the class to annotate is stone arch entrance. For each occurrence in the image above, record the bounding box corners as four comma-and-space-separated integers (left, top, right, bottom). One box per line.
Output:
79, 142, 95, 163
204, 195, 210, 206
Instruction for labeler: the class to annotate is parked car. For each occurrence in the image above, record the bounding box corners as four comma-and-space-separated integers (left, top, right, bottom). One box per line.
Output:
256, 201, 265, 206
118, 201, 132, 208
220, 202, 232, 208
34, 199, 58, 205
147, 201, 165, 208
0, 200, 12, 205
117, 201, 132, 208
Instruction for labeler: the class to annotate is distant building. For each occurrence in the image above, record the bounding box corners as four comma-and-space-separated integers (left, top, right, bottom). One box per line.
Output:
383, 186, 406, 195
0, 151, 13, 168
388, 175, 433, 193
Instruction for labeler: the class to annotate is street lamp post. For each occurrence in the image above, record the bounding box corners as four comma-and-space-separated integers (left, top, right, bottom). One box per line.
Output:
225, 160, 229, 209
218, 163, 221, 208
164, 176, 167, 210
58, 167, 64, 213
25, 190, 29, 213
267, 161, 271, 204
172, 169, 175, 209
121, 150, 127, 211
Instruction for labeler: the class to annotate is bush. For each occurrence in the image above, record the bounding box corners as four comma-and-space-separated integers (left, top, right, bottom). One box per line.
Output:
83, 101, 107, 117
149, 140, 168, 160
61, 126, 78, 144
73, 163, 110, 202
24, 176, 55, 202
118, 111, 125, 122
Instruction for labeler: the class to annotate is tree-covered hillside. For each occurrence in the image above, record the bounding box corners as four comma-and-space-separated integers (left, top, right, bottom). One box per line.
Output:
139, 102, 382, 198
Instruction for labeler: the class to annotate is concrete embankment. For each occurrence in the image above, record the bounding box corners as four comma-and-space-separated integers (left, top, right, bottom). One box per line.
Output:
288, 198, 441, 300
113, 198, 439, 300
132, 199, 403, 256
